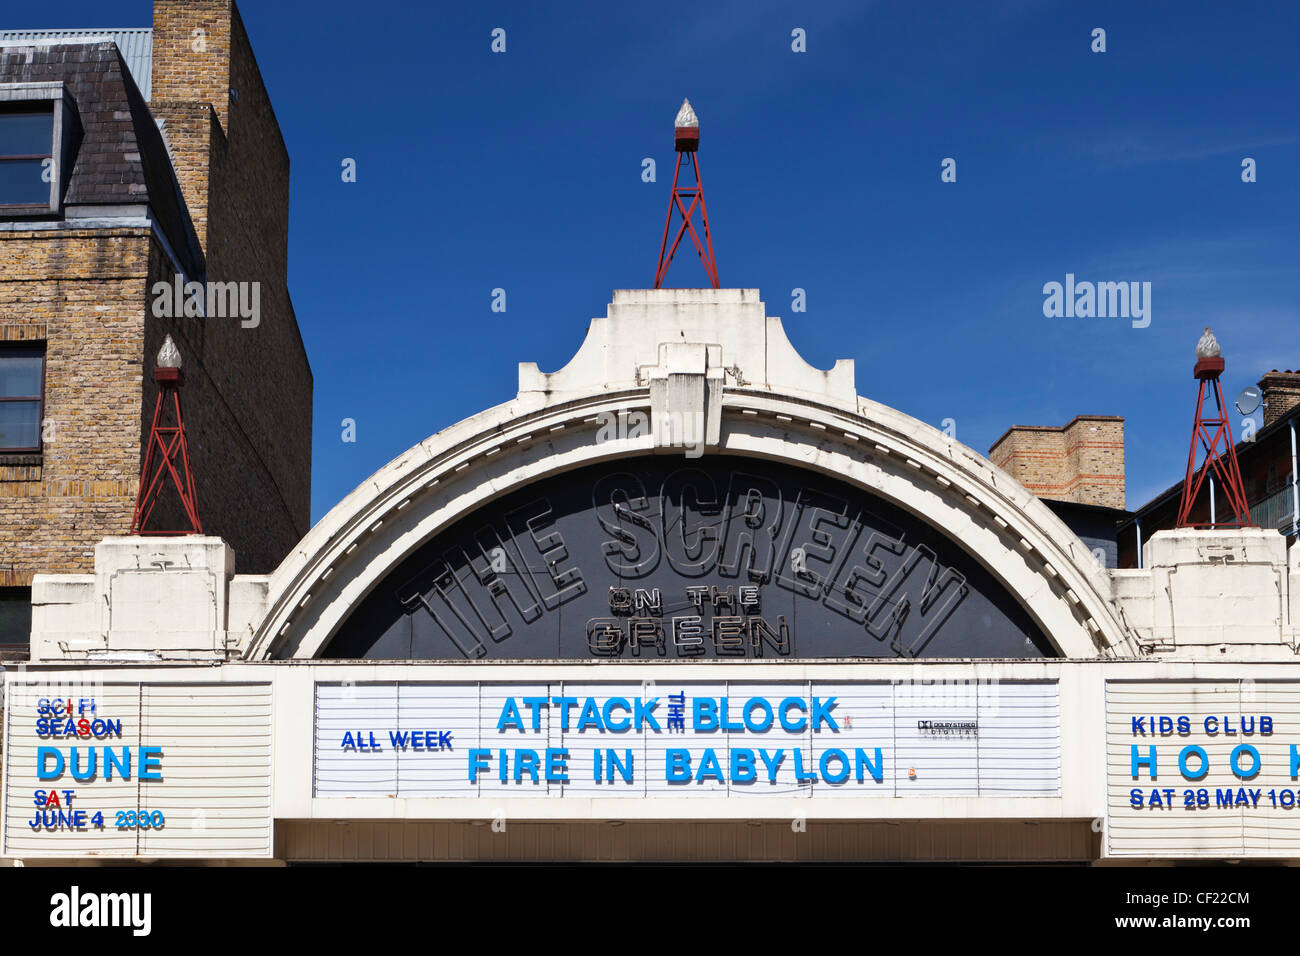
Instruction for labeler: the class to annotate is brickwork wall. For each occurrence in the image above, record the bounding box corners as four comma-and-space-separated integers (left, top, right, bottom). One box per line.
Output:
0, 229, 150, 584
150, 0, 313, 547
990, 415, 1126, 510
151, 0, 231, 251
1260, 371, 1300, 428
0, 225, 308, 584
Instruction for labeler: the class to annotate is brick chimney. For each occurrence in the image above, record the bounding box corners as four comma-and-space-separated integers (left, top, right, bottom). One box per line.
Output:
150, 0, 289, 275
1258, 370, 1300, 427
150, 0, 234, 256
989, 415, 1126, 510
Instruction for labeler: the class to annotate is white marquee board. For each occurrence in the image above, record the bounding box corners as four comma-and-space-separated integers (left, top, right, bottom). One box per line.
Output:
313, 679, 1061, 800
2, 680, 273, 859
1106, 679, 1300, 858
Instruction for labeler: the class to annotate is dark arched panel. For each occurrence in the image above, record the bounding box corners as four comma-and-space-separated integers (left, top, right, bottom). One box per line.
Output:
323, 455, 1055, 659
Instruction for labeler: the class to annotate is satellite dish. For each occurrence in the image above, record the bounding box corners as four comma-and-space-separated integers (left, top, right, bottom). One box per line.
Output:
1235, 385, 1262, 416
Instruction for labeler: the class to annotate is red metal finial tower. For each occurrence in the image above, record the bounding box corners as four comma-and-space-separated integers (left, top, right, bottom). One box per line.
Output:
130, 335, 202, 535
1176, 327, 1251, 528
654, 98, 719, 289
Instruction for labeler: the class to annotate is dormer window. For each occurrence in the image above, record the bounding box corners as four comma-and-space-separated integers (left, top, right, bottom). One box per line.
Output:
0, 82, 76, 216
0, 104, 53, 206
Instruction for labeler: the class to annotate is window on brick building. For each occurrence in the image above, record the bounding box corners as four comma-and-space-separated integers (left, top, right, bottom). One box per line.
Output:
0, 104, 54, 207
0, 344, 44, 452
0, 587, 32, 656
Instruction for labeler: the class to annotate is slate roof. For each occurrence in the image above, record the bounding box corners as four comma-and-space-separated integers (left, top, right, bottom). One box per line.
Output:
0, 29, 153, 99
0, 40, 204, 277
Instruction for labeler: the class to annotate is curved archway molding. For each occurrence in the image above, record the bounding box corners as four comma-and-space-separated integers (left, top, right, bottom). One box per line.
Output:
249, 290, 1133, 661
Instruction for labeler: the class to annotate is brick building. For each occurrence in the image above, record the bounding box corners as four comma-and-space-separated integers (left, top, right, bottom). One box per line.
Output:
989, 414, 1128, 567
0, 1, 312, 656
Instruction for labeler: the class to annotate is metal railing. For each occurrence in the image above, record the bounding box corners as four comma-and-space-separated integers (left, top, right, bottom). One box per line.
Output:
1249, 479, 1298, 531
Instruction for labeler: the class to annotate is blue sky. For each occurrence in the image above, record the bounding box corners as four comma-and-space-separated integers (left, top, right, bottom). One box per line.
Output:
11, 0, 1300, 519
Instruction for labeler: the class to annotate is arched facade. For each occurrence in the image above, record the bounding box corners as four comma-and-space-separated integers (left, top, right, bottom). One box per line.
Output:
249, 290, 1132, 662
